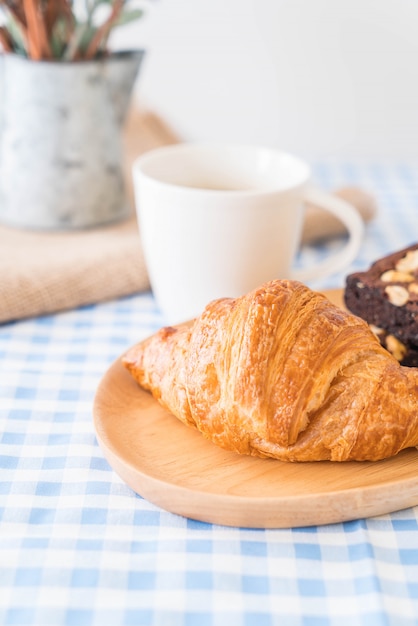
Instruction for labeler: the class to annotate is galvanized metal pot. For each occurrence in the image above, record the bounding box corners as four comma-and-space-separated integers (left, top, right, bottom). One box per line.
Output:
0, 50, 144, 230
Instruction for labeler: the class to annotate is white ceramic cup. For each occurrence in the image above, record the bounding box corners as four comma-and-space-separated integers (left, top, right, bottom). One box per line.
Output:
133, 143, 364, 324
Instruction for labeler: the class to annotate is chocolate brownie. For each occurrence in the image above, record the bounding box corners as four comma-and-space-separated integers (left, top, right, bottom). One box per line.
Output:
344, 243, 418, 366
367, 325, 418, 367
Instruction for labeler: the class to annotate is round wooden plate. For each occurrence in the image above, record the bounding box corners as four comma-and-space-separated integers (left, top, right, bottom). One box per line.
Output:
93, 289, 418, 528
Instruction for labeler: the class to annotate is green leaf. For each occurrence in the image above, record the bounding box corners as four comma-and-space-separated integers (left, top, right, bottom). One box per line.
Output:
50, 16, 71, 59
0, 0, 146, 60
4, 15, 27, 56
80, 25, 99, 51
116, 8, 143, 26
90, 0, 120, 13
63, 21, 95, 60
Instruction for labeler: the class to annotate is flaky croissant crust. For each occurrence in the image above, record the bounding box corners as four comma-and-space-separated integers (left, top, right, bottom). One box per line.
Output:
123, 280, 418, 462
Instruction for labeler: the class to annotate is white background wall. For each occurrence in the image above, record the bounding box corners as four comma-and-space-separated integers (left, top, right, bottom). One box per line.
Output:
113, 0, 418, 160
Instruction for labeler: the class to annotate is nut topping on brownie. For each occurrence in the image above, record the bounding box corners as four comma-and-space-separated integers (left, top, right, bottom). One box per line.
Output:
395, 249, 418, 273
344, 243, 418, 366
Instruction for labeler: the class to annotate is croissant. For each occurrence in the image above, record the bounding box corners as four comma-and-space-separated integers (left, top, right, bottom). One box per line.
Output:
123, 279, 418, 462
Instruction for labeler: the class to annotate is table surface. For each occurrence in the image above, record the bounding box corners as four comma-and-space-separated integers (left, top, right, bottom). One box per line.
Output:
2, 160, 418, 626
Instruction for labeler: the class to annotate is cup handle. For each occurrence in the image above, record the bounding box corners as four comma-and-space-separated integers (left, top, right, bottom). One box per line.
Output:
291, 186, 364, 283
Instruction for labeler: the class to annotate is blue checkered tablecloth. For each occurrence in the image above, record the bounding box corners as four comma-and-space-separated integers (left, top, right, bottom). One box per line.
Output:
1, 161, 418, 626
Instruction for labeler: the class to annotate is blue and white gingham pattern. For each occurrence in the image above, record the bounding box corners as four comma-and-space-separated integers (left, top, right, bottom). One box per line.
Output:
1, 161, 418, 626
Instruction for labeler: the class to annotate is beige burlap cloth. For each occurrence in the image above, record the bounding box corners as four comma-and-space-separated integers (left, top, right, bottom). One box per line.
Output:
0, 106, 376, 324
0, 108, 179, 324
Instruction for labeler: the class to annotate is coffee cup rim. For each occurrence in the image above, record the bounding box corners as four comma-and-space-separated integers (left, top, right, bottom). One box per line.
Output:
133, 142, 311, 195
